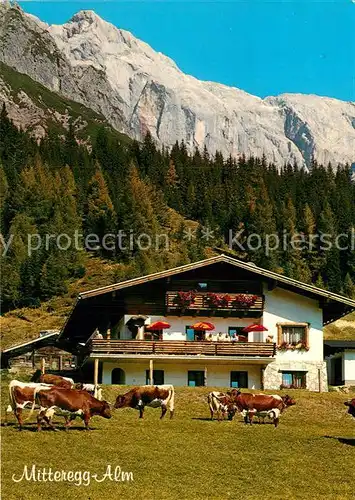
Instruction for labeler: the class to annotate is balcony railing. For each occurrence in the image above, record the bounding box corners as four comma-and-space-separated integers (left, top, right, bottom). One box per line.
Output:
166, 291, 264, 314
91, 340, 276, 357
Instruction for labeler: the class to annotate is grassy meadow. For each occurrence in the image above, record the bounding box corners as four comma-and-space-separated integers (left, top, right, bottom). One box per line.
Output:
1, 383, 354, 500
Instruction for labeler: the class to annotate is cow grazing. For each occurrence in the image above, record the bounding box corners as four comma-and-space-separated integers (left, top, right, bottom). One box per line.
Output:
114, 385, 175, 419
344, 398, 355, 418
34, 387, 111, 431
6, 380, 53, 430
31, 370, 74, 389
227, 389, 241, 398
234, 392, 296, 425
208, 391, 238, 421
74, 383, 103, 400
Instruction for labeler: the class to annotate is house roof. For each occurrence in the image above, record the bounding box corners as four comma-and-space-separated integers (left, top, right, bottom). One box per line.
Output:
324, 340, 355, 349
1, 331, 60, 368
78, 254, 355, 308
56, 254, 355, 347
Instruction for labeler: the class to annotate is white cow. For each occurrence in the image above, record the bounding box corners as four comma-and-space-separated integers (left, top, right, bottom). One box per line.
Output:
77, 383, 103, 401
207, 391, 237, 421
6, 380, 53, 429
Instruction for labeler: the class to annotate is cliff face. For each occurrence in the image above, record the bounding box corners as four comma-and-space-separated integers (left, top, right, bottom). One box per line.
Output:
1, 5, 355, 167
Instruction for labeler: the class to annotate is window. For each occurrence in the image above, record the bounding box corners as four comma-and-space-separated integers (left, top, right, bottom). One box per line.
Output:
230, 371, 248, 388
228, 327, 244, 336
281, 371, 306, 389
197, 282, 208, 290
186, 326, 195, 341
277, 323, 309, 346
146, 370, 164, 385
188, 370, 205, 387
228, 327, 248, 341
186, 326, 205, 341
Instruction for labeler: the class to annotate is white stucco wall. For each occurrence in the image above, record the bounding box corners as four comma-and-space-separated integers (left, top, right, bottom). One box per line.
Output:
102, 359, 262, 388
104, 284, 328, 391
118, 315, 262, 341
343, 350, 355, 384
263, 286, 324, 362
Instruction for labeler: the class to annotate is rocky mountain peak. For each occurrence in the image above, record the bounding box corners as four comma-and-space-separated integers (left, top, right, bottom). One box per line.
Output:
0, 5, 354, 168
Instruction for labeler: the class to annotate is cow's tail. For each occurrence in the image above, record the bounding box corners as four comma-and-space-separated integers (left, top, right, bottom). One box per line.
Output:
8, 380, 17, 412
5, 380, 18, 425
169, 386, 175, 418
24, 385, 44, 422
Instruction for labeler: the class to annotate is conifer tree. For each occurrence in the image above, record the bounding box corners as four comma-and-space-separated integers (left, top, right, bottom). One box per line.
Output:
86, 163, 117, 256
344, 273, 355, 299
40, 253, 68, 299
0, 162, 8, 231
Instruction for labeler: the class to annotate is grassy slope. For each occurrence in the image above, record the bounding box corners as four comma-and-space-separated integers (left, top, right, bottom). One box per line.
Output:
0, 256, 122, 349
1, 384, 355, 500
324, 312, 355, 340
0, 61, 131, 143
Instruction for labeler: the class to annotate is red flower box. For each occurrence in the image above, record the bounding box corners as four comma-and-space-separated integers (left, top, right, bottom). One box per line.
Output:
231, 294, 258, 307
205, 293, 231, 308
173, 291, 196, 308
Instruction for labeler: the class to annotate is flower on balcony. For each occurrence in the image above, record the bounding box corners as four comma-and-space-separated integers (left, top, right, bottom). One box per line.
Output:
173, 291, 196, 308
219, 294, 231, 308
231, 294, 258, 307
277, 340, 309, 351
294, 340, 310, 351
277, 341, 291, 351
205, 293, 220, 308
204, 293, 231, 308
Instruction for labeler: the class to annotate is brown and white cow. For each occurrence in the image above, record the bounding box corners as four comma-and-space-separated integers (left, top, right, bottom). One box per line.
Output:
114, 385, 175, 419
6, 380, 53, 430
74, 383, 103, 400
34, 387, 111, 431
31, 369, 74, 388
344, 398, 355, 418
234, 392, 296, 425
207, 391, 238, 421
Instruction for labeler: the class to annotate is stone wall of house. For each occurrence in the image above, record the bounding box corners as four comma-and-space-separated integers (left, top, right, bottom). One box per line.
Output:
264, 361, 328, 392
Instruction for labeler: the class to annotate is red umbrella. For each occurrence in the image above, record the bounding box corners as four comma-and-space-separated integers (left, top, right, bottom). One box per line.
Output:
146, 321, 171, 330
191, 321, 215, 331
242, 323, 268, 333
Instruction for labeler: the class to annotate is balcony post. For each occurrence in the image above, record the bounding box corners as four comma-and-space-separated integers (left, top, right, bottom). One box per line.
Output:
260, 365, 265, 390
94, 358, 99, 388
204, 366, 208, 386
149, 359, 154, 385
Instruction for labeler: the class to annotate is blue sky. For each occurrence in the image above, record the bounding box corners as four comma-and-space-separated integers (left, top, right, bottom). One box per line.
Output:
19, 1, 355, 101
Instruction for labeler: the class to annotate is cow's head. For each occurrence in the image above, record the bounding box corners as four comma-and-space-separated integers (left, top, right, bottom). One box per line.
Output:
222, 396, 238, 420
226, 403, 238, 421
282, 395, 296, 408
100, 401, 112, 419
114, 394, 126, 409
344, 399, 355, 418
228, 389, 241, 398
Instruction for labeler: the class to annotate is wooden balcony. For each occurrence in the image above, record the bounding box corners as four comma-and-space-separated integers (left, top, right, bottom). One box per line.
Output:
91, 340, 276, 358
165, 291, 264, 316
